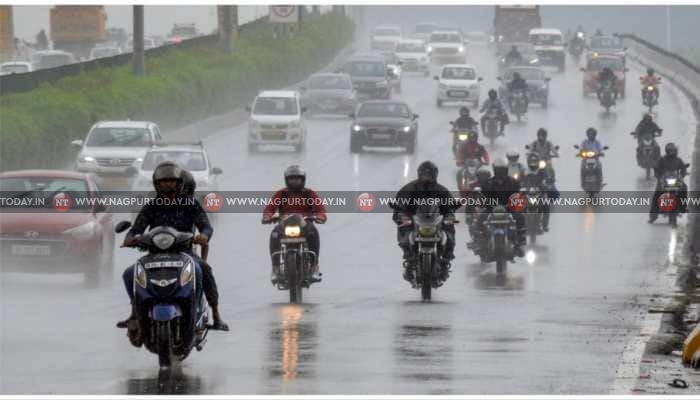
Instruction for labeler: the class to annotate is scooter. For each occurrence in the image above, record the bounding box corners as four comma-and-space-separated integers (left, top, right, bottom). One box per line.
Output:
631, 130, 662, 180
574, 144, 609, 196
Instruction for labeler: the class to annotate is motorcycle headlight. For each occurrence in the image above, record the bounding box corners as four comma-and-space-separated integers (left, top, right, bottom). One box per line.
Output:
152, 232, 176, 250
538, 160, 547, 169
458, 46, 465, 53
458, 133, 469, 141
512, 173, 519, 180
180, 260, 194, 286
402, 126, 412, 133
418, 225, 437, 237
62, 220, 97, 239
285, 225, 301, 237
352, 124, 363, 132
135, 263, 147, 288
577, 32, 584, 39
666, 178, 678, 186
79, 155, 96, 163
647, 86, 654, 91
592, 52, 599, 57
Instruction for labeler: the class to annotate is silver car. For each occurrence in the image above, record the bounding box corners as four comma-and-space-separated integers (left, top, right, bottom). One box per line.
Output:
300, 73, 357, 116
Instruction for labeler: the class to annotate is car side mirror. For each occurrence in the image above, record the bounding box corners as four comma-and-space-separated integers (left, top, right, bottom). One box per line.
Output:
603, 146, 610, 150
211, 167, 223, 175
545, 77, 551, 82
71, 139, 83, 148
433, 76, 439, 80
114, 220, 132, 233
299, 86, 306, 92
412, 113, 419, 120
94, 202, 108, 213
573, 144, 580, 149
624, 46, 628, 51
496, 77, 502, 81
579, 68, 585, 72
397, 61, 403, 65
301, 107, 308, 114
348, 112, 355, 119
554, 145, 560, 150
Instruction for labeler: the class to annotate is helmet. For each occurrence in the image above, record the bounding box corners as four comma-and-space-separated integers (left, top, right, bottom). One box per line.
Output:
647, 67, 655, 76
586, 127, 597, 140
459, 106, 469, 117
284, 164, 306, 191
417, 161, 438, 181
537, 128, 547, 141
506, 150, 520, 161
476, 166, 492, 182
665, 143, 678, 157
643, 113, 653, 122
488, 89, 497, 100
152, 161, 184, 197
492, 158, 508, 177
526, 153, 540, 170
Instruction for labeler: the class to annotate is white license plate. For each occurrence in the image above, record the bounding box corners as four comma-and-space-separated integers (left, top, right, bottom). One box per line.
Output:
11, 244, 51, 256
449, 91, 468, 97
372, 133, 392, 140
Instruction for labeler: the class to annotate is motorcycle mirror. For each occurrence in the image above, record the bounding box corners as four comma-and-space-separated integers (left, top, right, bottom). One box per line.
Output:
412, 113, 419, 119
554, 145, 560, 150
573, 144, 580, 149
524, 145, 530, 149
603, 146, 609, 150
211, 167, 223, 175
114, 221, 132, 233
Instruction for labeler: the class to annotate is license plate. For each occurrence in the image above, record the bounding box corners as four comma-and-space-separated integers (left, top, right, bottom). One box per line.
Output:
372, 133, 392, 140
494, 228, 505, 235
263, 131, 284, 136
11, 244, 51, 256
448, 90, 468, 97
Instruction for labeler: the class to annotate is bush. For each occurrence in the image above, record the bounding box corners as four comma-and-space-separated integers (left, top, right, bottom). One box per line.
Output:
0, 13, 354, 171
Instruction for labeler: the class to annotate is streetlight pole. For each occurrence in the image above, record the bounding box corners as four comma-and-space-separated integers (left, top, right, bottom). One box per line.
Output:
666, 6, 672, 51
132, 5, 144, 76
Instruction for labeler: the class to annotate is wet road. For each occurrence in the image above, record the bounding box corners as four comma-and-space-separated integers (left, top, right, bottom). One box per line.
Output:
1, 27, 696, 394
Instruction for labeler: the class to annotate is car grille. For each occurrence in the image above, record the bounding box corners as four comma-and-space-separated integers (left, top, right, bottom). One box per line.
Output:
261, 132, 287, 141
260, 124, 289, 130
367, 127, 398, 141
95, 157, 136, 167
433, 47, 458, 55
0, 239, 67, 257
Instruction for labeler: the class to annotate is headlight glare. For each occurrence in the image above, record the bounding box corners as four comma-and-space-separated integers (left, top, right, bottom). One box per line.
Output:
418, 225, 437, 237
402, 126, 411, 133
352, 125, 363, 132
285, 225, 301, 237
79, 155, 95, 163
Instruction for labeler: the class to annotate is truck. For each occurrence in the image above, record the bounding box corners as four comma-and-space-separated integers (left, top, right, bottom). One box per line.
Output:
50, 6, 106, 59
0, 6, 13, 61
493, 5, 542, 44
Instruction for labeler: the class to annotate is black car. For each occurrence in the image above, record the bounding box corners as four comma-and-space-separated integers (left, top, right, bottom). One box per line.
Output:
340, 55, 393, 100
497, 66, 551, 108
349, 101, 418, 153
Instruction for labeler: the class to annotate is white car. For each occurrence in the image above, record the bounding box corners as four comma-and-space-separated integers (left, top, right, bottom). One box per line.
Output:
529, 28, 566, 72
427, 30, 468, 64
434, 64, 483, 108
395, 39, 430, 76
72, 120, 163, 189
89, 46, 122, 60
0, 61, 32, 75
247, 90, 307, 153
370, 25, 402, 51
31, 50, 75, 70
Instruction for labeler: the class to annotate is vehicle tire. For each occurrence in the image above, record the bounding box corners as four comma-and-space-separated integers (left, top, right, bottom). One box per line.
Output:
494, 235, 506, 276
436, 99, 443, 108
287, 252, 303, 304
420, 254, 432, 302
350, 137, 363, 153
157, 321, 172, 368
529, 232, 537, 245
248, 142, 257, 153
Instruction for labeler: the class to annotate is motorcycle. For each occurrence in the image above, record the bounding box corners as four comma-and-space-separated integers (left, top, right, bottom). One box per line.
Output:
264, 215, 323, 303
521, 185, 545, 244
658, 169, 688, 228
450, 121, 476, 157
642, 83, 659, 112
457, 158, 483, 196
569, 38, 584, 62
631, 130, 662, 180
481, 205, 518, 276
574, 144, 609, 196
599, 80, 616, 113
115, 221, 210, 369
482, 108, 501, 146
509, 89, 528, 122
524, 144, 559, 182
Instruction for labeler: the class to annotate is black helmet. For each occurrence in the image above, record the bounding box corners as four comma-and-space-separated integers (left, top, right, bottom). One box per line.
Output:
643, 113, 653, 122
284, 164, 306, 191
492, 158, 508, 177
459, 106, 469, 117
665, 143, 678, 157
586, 127, 597, 140
526, 153, 540, 170
506, 150, 519, 162
647, 67, 654, 76
417, 161, 438, 181
152, 161, 184, 197
537, 128, 547, 141
488, 89, 497, 99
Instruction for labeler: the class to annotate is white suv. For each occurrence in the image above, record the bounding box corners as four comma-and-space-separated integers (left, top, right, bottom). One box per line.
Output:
529, 28, 566, 72
247, 91, 307, 153
434, 64, 483, 108
395, 39, 430, 76
427, 30, 468, 64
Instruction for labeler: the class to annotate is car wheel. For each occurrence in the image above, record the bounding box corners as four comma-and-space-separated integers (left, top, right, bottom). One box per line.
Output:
350, 137, 363, 153
436, 99, 443, 108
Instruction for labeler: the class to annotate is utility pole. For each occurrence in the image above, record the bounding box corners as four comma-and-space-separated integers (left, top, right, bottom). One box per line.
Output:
218, 5, 235, 53
132, 5, 144, 76
312, 5, 319, 15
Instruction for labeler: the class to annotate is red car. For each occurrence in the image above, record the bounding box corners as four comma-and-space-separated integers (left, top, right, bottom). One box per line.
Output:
0, 170, 114, 285
580, 55, 628, 98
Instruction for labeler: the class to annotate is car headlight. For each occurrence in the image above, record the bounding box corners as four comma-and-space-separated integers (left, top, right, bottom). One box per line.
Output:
427, 45, 433, 53
512, 173, 519, 180
530, 58, 539, 64
592, 52, 599, 57
402, 126, 411, 133
152, 232, 176, 250
134, 157, 143, 163
79, 155, 95, 163
180, 260, 194, 286
135, 263, 147, 288
418, 225, 437, 237
666, 178, 677, 186
352, 124, 363, 132
458, 46, 465, 53
62, 220, 97, 239
541, 84, 548, 90
285, 225, 301, 237
439, 83, 448, 90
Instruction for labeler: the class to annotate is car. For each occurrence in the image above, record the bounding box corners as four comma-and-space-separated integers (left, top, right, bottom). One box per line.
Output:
529, 28, 566, 72
168, 23, 198, 44
497, 42, 540, 74
0, 61, 32, 75
31, 50, 76, 70
580, 55, 628, 98
349, 100, 418, 154
0, 170, 114, 285
370, 25, 402, 51
355, 50, 403, 92
71, 120, 163, 190
497, 66, 551, 108
587, 35, 627, 64
412, 22, 438, 41
434, 64, 483, 108
89, 45, 122, 60
300, 73, 357, 116
395, 39, 430, 76
246, 90, 307, 153
340, 55, 393, 100
131, 141, 223, 205
427, 30, 468, 64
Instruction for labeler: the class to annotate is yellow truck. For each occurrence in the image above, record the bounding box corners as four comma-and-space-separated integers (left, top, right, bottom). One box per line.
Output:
50, 6, 106, 58
0, 6, 13, 60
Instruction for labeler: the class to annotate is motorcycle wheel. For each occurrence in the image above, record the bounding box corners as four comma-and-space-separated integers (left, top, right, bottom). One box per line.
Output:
157, 321, 172, 368
494, 235, 507, 276
670, 213, 678, 228
420, 253, 432, 302
287, 252, 303, 304
529, 232, 537, 245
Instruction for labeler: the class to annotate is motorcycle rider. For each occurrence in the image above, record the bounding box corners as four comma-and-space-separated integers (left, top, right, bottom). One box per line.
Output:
506, 150, 526, 181
117, 161, 229, 336
262, 165, 326, 284
579, 127, 606, 184
528, 128, 559, 181
649, 143, 689, 223
633, 113, 663, 160
640, 67, 661, 103
480, 89, 509, 135
597, 66, 619, 103
453, 106, 479, 131
456, 130, 490, 167
393, 161, 458, 282
504, 45, 523, 66
507, 72, 529, 109
523, 153, 553, 232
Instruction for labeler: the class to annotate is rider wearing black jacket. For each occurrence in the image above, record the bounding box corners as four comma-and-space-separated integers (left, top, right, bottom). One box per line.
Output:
649, 143, 689, 222
507, 72, 529, 108
454, 106, 479, 130
480, 158, 526, 256
522, 153, 552, 232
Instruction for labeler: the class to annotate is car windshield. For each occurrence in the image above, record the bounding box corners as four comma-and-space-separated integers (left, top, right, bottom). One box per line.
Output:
530, 34, 563, 46
308, 75, 351, 90
86, 127, 151, 147
345, 61, 386, 77
357, 102, 410, 118
396, 42, 426, 52
0, 177, 89, 208
588, 58, 624, 71
430, 33, 462, 43
415, 24, 437, 34
252, 97, 298, 115
35, 54, 73, 69
142, 151, 207, 171
590, 37, 623, 50
505, 68, 544, 80
441, 67, 475, 80
374, 28, 400, 36
1, 64, 30, 74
